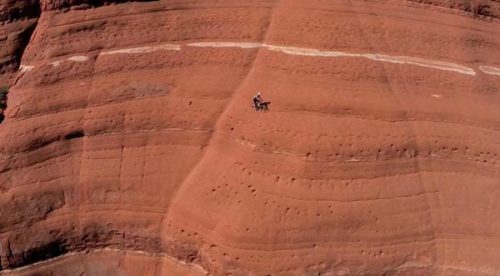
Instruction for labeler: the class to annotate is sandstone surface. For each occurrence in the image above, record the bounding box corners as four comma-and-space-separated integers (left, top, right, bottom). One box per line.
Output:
0, 0, 499, 275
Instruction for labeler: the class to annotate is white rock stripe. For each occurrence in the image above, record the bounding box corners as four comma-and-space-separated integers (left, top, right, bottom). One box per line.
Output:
67, 56, 89, 62
19, 64, 34, 73
17, 41, 497, 77
479, 66, 500, 76
51, 55, 89, 66
100, 43, 181, 55
189, 42, 476, 76
21, 44, 181, 70
362, 54, 476, 76
187, 42, 263, 49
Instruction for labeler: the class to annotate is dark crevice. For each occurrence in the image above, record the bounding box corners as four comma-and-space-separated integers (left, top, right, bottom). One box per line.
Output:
0, 86, 9, 124
6, 240, 69, 269
64, 130, 85, 140
12, 21, 39, 69
46, 0, 159, 11
24, 129, 85, 151
25, 137, 59, 151
406, 0, 498, 19
0, 1, 41, 23
0, 223, 163, 270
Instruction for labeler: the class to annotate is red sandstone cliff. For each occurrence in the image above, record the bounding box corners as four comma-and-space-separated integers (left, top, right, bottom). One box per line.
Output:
0, 0, 499, 275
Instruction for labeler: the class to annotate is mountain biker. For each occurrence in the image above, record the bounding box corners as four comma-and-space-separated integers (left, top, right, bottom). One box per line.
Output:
253, 92, 264, 111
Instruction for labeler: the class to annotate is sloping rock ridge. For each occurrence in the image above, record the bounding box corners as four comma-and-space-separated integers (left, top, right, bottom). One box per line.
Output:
0, 0, 499, 275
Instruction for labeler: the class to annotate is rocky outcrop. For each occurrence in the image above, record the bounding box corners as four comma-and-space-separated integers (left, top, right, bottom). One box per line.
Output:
0, 0, 499, 275
0, 1, 40, 84
39, 0, 157, 11
408, 0, 500, 18
0, 1, 39, 22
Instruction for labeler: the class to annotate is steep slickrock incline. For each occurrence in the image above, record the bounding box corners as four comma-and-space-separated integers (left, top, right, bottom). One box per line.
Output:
1, 1, 275, 274
0, 0, 499, 275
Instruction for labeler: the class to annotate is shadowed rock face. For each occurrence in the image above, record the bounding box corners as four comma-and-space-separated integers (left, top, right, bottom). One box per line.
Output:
0, 0, 39, 22
0, 1, 40, 84
0, 0, 499, 275
39, 0, 158, 11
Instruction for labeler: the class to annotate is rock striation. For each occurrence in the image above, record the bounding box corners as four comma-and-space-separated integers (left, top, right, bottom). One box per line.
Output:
0, 0, 499, 275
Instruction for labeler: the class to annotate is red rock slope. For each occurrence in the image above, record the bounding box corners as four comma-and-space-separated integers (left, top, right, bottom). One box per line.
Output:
0, 0, 499, 275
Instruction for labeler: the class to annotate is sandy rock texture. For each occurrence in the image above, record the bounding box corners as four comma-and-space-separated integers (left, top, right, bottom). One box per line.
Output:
0, 0, 499, 275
